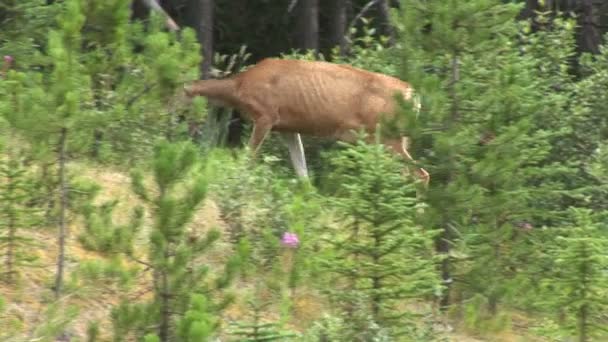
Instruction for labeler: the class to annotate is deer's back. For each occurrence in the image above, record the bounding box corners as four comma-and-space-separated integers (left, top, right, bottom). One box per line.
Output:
235, 59, 413, 137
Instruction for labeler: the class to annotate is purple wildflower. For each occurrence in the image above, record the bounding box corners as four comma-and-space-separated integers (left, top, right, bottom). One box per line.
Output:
4, 55, 13, 64
281, 232, 300, 248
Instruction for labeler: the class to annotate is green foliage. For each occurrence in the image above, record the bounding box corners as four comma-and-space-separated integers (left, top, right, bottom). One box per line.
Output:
392, 3, 589, 332
461, 294, 511, 334
86, 320, 100, 342
538, 208, 608, 341
72, 257, 138, 290
207, 148, 324, 301
300, 314, 348, 342
0, 151, 42, 282
0, 0, 60, 65
321, 138, 441, 339
333, 18, 396, 75
112, 141, 241, 341
227, 297, 298, 341
0, 0, 90, 155
31, 303, 80, 342
3, 1, 608, 340
176, 294, 216, 342
208, 150, 293, 257
111, 301, 152, 341
143, 334, 161, 342
78, 200, 144, 254
1, 0, 202, 165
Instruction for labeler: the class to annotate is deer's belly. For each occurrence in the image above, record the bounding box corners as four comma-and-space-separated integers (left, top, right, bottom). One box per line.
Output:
273, 117, 372, 138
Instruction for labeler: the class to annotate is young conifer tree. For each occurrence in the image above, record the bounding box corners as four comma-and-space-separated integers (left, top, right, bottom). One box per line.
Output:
0, 152, 41, 283
393, 0, 524, 310
393, 1, 579, 318
540, 208, 608, 342
113, 141, 242, 342
227, 297, 298, 341
322, 138, 441, 339
0, 0, 60, 65
443, 16, 567, 330
25, 0, 91, 299
570, 44, 608, 212
1, 0, 201, 299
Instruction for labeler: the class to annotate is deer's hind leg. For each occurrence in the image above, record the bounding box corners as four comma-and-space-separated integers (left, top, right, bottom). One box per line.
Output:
246, 104, 279, 158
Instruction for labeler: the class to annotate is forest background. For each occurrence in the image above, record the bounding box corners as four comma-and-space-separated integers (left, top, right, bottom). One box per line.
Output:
1, 0, 608, 341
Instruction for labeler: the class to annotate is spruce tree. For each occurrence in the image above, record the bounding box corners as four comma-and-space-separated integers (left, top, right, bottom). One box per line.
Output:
393, 1, 580, 321
540, 208, 608, 342
446, 18, 561, 330
0, 151, 41, 283
176, 294, 216, 342
9, 0, 94, 299
227, 297, 298, 341
0, 0, 60, 66
322, 138, 441, 340
394, 0, 523, 310
0, 0, 201, 299
570, 44, 608, 211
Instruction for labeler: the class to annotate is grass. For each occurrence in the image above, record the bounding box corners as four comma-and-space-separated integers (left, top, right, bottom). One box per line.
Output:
0, 160, 548, 341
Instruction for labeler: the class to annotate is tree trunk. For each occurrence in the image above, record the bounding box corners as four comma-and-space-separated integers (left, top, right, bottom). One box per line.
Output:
578, 303, 588, 342
42, 162, 56, 225
450, 54, 460, 122
159, 268, 170, 341
296, 0, 319, 52
517, 0, 538, 21
131, 0, 150, 21
5, 200, 16, 282
579, 0, 602, 54
330, 0, 348, 55
184, 0, 214, 143
90, 129, 103, 159
436, 235, 451, 309
436, 54, 461, 311
188, 0, 214, 79
377, 0, 395, 45
54, 127, 68, 299
578, 246, 589, 342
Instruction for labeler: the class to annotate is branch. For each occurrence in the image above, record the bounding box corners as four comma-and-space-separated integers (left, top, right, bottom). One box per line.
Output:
125, 83, 157, 109
287, 0, 299, 13
141, 0, 180, 31
346, 0, 380, 35
127, 254, 154, 270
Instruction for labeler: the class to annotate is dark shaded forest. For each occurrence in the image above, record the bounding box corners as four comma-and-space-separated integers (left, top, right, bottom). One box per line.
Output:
1, 0, 608, 341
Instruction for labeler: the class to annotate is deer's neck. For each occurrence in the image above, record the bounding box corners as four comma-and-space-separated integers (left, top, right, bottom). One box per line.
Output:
189, 78, 240, 108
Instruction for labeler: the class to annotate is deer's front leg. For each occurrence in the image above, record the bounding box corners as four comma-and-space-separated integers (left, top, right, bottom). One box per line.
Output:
281, 132, 309, 178
383, 137, 430, 186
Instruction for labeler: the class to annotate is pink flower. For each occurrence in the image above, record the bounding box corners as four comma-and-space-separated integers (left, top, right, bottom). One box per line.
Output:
4, 55, 13, 63
281, 232, 300, 248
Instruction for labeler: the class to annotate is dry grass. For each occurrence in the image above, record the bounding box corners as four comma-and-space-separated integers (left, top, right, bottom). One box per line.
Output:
0, 162, 545, 341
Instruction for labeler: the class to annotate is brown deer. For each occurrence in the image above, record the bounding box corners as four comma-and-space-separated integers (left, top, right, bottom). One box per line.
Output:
184, 58, 429, 184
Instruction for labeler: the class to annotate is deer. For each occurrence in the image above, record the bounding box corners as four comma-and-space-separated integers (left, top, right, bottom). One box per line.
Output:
183, 58, 430, 185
